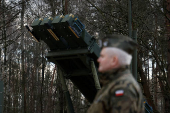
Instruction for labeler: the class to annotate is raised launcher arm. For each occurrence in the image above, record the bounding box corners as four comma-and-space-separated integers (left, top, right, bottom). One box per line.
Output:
26, 14, 101, 103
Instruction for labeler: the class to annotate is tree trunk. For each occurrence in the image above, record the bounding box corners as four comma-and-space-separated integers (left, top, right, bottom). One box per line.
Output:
21, 0, 26, 112
165, 0, 170, 112
8, 56, 12, 113
40, 44, 45, 113
62, 0, 68, 15
137, 57, 159, 113
58, 68, 65, 113
0, 48, 4, 113
2, 0, 7, 112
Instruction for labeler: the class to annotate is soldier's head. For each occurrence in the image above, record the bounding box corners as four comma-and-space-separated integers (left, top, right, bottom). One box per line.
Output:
97, 34, 137, 73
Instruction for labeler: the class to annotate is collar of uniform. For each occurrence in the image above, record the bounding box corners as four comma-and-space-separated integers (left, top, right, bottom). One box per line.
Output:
99, 65, 130, 86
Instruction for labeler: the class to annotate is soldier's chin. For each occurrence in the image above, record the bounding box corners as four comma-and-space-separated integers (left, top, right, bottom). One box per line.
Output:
98, 68, 105, 73
98, 68, 102, 72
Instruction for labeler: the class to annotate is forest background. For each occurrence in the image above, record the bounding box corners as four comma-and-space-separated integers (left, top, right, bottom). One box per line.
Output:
0, 0, 170, 113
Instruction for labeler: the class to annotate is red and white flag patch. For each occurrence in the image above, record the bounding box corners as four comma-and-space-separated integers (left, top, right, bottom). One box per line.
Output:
115, 90, 124, 96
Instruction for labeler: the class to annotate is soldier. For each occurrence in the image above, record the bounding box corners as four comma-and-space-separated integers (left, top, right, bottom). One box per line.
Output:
87, 34, 145, 113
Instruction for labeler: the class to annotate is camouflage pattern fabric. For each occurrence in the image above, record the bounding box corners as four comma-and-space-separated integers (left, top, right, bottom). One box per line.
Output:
87, 66, 145, 113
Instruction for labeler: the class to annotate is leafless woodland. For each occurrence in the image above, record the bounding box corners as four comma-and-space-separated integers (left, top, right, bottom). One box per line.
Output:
0, 0, 170, 113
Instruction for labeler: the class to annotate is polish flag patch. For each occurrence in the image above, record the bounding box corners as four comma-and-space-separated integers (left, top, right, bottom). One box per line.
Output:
115, 90, 124, 96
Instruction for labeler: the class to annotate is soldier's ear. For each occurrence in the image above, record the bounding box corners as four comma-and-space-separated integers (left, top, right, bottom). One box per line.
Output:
111, 56, 118, 68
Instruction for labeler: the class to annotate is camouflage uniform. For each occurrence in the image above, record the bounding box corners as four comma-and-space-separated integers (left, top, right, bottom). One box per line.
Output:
87, 34, 145, 113
87, 66, 145, 113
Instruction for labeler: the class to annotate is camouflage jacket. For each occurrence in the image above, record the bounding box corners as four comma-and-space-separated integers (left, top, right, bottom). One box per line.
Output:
87, 66, 145, 113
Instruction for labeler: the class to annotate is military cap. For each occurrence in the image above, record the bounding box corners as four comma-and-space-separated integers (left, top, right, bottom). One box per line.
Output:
102, 34, 138, 55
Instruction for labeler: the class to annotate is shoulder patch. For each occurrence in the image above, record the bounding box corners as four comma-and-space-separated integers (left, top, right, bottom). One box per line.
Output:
115, 90, 124, 96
